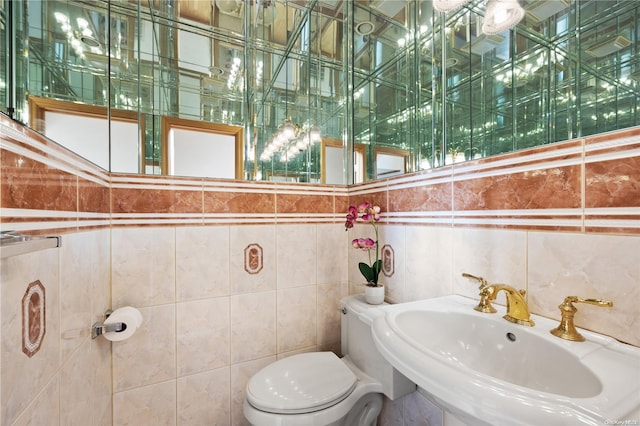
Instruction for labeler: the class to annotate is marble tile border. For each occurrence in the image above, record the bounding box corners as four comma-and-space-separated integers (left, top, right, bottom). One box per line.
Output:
2, 114, 639, 235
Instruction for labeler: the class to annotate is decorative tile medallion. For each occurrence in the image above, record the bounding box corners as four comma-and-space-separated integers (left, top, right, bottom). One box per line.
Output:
22, 280, 46, 358
381, 244, 394, 277
244, 243, 264, 274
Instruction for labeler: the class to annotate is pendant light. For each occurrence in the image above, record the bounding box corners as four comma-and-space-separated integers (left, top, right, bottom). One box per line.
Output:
433, 0, 526, 36
482, 0, 525, 35
433, 0, 472, 12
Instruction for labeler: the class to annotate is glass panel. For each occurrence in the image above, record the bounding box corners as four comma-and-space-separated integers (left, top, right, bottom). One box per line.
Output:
3, 0, 640, 184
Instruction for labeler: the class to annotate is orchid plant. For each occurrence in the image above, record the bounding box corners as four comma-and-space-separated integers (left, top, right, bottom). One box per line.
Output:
345, 202, 382, 287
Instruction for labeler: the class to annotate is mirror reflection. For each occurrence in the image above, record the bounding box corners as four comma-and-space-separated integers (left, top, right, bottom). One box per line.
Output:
1, 0, 639, 184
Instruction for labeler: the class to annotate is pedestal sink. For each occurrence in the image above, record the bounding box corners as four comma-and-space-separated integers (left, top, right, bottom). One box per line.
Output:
369, 295, 640, 425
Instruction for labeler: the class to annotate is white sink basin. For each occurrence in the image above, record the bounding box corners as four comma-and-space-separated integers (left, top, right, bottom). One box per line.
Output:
370, 295, 640, 426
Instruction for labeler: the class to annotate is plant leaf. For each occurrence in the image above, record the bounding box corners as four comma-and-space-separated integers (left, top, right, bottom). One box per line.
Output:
372, 259, 382, 284
371, 259, 382, 284
358, 262, 374, 282
372, 259, 382, 274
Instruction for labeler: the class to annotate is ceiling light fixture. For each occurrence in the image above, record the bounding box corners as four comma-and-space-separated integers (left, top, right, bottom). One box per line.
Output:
53, 11, 104, 59
355, 21, 375, 36
433, 0, 472, 12
260, 120, 321, 162
209, 66, 225, 76
482, 0, 525, 35
79, 35, 101, 48
433, 0, 526, 36
227, 57, 243, 92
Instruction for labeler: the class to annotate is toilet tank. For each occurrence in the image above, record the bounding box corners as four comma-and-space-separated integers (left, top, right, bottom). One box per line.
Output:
340, 295, 415, 400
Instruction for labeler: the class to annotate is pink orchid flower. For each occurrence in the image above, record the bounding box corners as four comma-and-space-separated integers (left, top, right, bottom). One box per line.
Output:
370, 205, 381, 221
357, 202, 370, 213
344, 206, 358, 229
345, 202, 383, 286
361, 204, 381, 223
352, 238, 376, 250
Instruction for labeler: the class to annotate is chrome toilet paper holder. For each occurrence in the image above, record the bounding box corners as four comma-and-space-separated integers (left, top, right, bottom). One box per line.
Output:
91, 309, 126, 340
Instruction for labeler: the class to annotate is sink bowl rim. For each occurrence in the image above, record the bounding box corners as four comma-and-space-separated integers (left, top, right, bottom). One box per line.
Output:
370, 295, 640, 426
386, 306, 604, 398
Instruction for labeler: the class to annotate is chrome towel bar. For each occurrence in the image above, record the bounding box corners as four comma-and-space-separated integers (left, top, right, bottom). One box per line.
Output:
1, 231, 61, 258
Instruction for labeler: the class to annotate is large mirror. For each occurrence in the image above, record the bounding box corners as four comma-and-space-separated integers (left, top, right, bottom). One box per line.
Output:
2, 0, 639, 184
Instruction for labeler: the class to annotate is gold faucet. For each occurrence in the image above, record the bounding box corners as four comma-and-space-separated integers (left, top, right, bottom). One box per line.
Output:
462, 273, 496, 313
550, 296, 613, 341
485, 284, 535, 327
462, 273, 534, 326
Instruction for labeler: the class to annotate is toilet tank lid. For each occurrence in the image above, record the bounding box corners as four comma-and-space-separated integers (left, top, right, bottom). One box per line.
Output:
341, 294, 388, 324
246, 351, 357, 414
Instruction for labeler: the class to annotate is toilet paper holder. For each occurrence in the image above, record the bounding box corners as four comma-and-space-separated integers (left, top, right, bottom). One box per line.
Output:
91, 310, 126, 340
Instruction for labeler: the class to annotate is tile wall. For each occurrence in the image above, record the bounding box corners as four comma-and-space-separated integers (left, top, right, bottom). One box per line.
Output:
1, 118, 112, 425
108, 222, 348, 425
2, 113, 639, 426
106, 172, 350, 424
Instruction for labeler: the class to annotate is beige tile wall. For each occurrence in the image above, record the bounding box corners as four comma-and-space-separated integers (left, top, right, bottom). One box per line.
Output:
0, 229, 112, 426
403, 226, 640, 347
110, 224, 349, 425
107, 221, 639, 425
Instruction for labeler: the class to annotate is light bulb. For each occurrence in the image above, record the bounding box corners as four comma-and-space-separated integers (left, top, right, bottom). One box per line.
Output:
310, 126, 321, 143
282, 122, 295, 139
54, 12, 69, 24
76, 17, 89, 28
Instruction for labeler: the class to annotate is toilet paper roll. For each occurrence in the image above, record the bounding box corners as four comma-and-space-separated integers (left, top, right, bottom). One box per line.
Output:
103, 306, 143, 342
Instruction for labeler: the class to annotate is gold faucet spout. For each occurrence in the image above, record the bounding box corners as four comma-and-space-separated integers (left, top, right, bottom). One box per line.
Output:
487, 284, 535, 327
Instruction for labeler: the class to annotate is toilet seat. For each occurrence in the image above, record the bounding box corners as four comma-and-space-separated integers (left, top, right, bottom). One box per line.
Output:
246, 352, 358, 414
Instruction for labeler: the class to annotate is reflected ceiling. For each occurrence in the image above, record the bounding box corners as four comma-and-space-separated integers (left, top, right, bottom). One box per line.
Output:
3, 0, 640, 183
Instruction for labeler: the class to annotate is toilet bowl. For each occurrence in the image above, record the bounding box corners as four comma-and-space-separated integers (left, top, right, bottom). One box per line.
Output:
242, 295, 415, 426
243, 352, 383, 426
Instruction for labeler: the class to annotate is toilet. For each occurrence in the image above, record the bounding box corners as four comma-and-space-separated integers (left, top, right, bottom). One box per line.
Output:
243, 294, 415, 426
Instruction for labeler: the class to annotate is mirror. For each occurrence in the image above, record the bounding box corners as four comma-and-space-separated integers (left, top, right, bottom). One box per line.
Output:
375, 147, 410, 179
2, 0, 639, 184
162, 117, 243, 179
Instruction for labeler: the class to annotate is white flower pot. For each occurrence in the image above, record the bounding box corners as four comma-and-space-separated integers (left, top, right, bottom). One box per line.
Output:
364, 285, 385, 305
